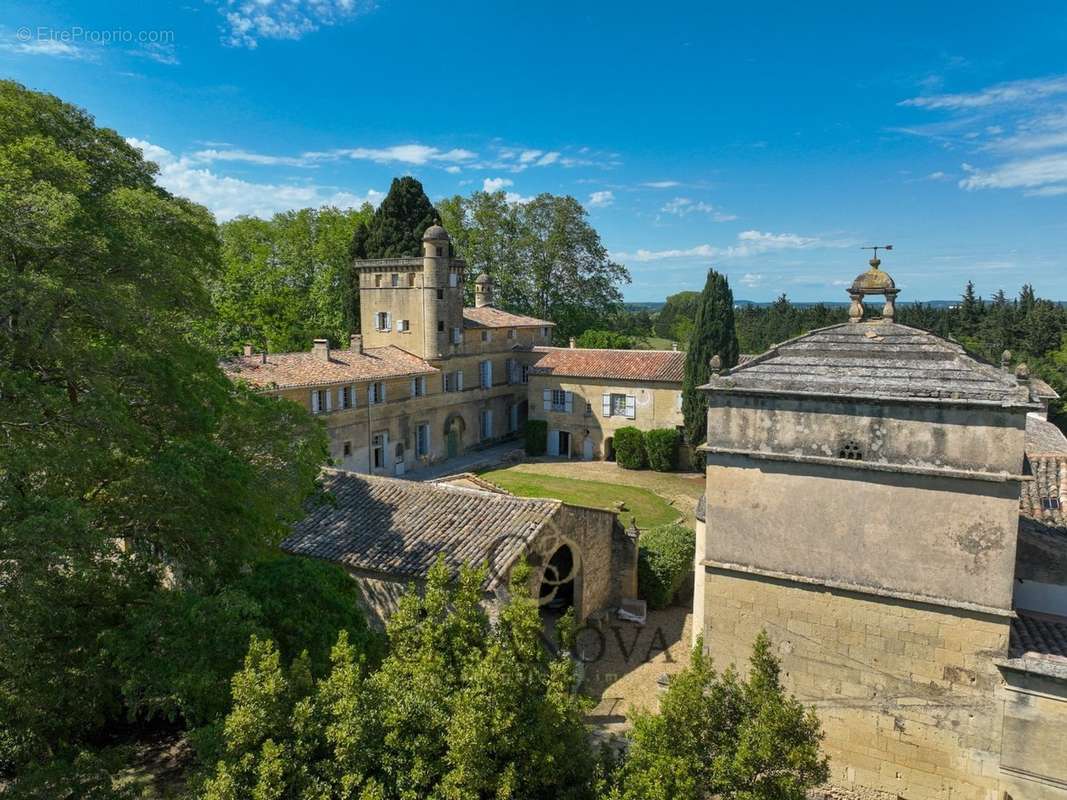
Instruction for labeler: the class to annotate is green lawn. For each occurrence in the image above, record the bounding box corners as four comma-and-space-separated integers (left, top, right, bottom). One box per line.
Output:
478, 468, 681, 528
634, 335, 683, 351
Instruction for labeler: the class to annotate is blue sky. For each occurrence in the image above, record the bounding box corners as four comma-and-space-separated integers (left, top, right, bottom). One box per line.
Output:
4, 1, 1067, 302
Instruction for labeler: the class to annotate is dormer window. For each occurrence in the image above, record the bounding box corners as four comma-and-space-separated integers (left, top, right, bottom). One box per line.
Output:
1041, 496, 1062, 510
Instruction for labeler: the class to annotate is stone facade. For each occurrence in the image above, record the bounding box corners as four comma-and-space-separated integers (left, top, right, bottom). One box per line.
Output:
695, 285, 1067, 800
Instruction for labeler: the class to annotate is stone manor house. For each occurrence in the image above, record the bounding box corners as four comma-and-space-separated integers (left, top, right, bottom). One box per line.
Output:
223, 222, 685, 474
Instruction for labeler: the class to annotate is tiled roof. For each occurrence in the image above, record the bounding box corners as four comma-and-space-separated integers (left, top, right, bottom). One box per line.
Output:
283, 470, 561, 589
462, 306, 554, 329
530, 347, 685, 383
1010, 612, 1067, 661
222, 346, 437, 390
1026, 414, 1067, 455
1021, 454, 1067, 526
705, 321, 1036, 406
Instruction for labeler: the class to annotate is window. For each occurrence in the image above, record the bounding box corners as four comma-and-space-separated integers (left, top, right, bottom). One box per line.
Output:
436, 246, 444, 257
374, 274, 382, 287
416, 422, 430, 457
375, 311, 391, 331
505, 358, 517, 384
410, 376, 427, 397
436, 288, 444, 300
480, 360, 493, 389
508, 328, 515, 340
437, 320, 445, 332
449, 272, 458, 288
480, 409, 493, 440
604, 393, 635, 419
369, 382, 385, 404
398, 319, 410, 333
452, 327, 462, 345
509, 404, 519, 433
390, 273, 399, 287
372, 433, 386, 469
541, 327, 550, 338
311, 388, 329, 414
481, 330, 489, 342
585, 401, 592, 415
339, 384, 355, 409
545, 389, 573, 413
521, 364, 529, 384
408, 273, 417, 287
343, 441, 352, 457
1041, 496, 1062, 510
443, 370, 464, 392
676, 392, 683, 411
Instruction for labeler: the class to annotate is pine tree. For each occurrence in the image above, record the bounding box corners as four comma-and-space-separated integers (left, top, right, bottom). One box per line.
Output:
349, 176, 439, 259
682, 269, 739, 445
958, 281, 982, 337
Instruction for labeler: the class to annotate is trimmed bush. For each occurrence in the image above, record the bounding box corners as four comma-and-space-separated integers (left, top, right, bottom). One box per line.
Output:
644, 428, 680, 472
614, 426, 646, 469
637, 524, 695, 610
524, 419, 548, 456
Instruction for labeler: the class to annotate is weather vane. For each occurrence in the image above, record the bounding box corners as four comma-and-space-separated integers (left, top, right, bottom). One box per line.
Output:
861, 244, 893, 265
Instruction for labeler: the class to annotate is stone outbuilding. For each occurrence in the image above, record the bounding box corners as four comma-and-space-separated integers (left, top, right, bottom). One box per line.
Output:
695, 260, 1067, 800
284, 468, 637, 628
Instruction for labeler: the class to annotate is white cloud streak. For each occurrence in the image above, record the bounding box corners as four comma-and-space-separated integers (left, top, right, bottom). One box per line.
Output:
661, 197, 736, 221
900, 76, 1067, 110
588, 190, 615, 208
613, 230, 850, 262
219, 0, 375, 48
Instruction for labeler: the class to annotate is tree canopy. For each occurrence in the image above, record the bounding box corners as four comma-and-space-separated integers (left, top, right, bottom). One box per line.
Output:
438, 190, 631, 341
350, 175, 439, 259
682, 269, 739, 444
0, 80, 339, 779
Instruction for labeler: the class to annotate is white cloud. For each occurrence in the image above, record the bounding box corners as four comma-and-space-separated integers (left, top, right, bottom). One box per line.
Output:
444, 165, 461, 174
481, 145, 613, 173
900, 75, 1067, 110
925, 171, 951, 181
0, 37, 96, 60
308, 144, 477, 166
482, 177, 513, 192
613, 230, 848, 262
740, 273, 764, 288
219, 0, 375, 48
128, 41, 179, 65
126, 137, 383, 221
588, 190, 615, 208
193, 148, 312, 167
642, 180, 681, 189
958, 153, 1067, 195
504, 192, 534, 205
661, 197, 737, 221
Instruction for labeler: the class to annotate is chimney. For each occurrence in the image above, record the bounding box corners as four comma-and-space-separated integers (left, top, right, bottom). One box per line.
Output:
569, 337, 576, 349
243, 344, 253, 357
350, 334, 363, 354
672, 342, 678, 351
312, 339, 331, 362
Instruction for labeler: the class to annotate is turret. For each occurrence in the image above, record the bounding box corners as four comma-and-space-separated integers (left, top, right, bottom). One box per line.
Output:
422, 223, 451, 358
474, 273, 493, 308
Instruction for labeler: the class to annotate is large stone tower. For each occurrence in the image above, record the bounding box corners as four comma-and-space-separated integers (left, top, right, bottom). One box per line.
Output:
352, 223, 466, 361
695, 261, 1044, 799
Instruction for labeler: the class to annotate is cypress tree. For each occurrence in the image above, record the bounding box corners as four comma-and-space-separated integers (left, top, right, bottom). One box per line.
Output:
682, 268, 740, 445
349, 176, 439, 259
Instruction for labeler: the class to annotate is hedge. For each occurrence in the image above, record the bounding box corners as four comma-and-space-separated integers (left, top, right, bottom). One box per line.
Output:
637, 523, 696, 609
614, 426, 646, 469
525, 419, 548, 456
644, 427, 680, 472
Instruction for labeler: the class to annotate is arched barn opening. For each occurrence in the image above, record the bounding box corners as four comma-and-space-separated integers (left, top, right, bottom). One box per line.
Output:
539, 543, 579, 617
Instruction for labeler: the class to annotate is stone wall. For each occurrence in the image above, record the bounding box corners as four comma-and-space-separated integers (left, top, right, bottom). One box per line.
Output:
702, 568, 1010, 800
998, 667, 1067, 799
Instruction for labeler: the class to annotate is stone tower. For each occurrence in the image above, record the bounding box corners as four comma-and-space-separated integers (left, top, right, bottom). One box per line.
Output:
351, 223, 465, 361
474, 272, 493, 308
695, 258, 1044, 799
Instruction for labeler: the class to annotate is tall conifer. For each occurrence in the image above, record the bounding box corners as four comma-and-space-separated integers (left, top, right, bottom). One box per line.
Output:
682, 269, 739, 445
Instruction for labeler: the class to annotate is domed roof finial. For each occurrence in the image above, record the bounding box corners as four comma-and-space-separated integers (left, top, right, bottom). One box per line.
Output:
848, 245, 899, 323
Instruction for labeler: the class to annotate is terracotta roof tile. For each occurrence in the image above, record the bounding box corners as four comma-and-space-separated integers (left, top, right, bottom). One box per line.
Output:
530, 347, 685, 383
462, 306, 554, 329
1021, 454, 1067, 527
1016, 454, 1067, 587
283, 470, 561, 589
222, 346, 437, 390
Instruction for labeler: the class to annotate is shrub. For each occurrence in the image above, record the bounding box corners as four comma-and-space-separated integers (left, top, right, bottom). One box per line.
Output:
576, 329, 634, 349
637, 524, 695, 609
614, 426, 647, 469
644, 428, 680, 471
524, 419, 548, 456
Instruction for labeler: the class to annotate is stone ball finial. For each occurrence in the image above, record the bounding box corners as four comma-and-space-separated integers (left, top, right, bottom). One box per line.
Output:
1001, 350, 1012, 370
709, 354, 722, 373
1015, 362, 1030, 384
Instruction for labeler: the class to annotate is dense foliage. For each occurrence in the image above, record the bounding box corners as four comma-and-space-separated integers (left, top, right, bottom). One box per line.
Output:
0, 80, 356, 781
603, 633, 829, 800
682, 270, 739, 445
644, 428, 681, 472
349, 175, 438, 259
613, 426, 647, 469
525, 419, 548, 455
201, 557, 595, 800
576, 329, 634, 349
438, 190, 631, 341
636, 524, 695, 609
211, 206, 372, 354
652, 291, 701, 346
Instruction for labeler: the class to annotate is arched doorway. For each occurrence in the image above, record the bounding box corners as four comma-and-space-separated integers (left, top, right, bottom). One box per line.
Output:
604, 436, 615, 462
539, 543, 579, 616
443, 414, 465, 460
